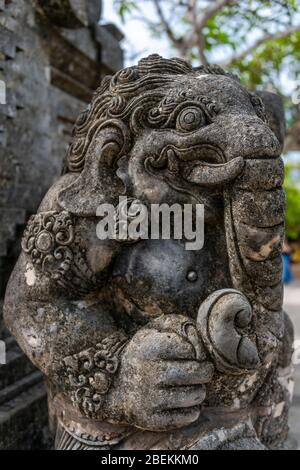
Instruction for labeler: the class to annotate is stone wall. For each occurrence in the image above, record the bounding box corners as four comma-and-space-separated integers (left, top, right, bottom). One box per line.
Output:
0, 0, 123, 449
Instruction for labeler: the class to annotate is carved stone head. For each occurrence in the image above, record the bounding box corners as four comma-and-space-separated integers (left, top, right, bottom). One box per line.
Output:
59, 54, 281, 212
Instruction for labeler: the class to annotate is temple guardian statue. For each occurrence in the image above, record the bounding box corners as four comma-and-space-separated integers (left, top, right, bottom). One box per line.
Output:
4, 55, 294, 450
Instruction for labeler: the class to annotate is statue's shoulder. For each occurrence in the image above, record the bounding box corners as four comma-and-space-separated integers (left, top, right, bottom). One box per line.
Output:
38, 173, 79, 213
20, 173, 100, 296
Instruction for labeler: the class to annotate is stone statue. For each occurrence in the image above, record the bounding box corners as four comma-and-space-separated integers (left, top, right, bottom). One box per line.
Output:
3, 55, 294, 450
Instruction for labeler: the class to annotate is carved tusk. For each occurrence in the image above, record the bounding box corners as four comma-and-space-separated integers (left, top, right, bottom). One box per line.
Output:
184, 157, 245, 187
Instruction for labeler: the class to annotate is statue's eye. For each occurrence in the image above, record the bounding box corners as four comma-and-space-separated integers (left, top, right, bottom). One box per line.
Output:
176, 106, 206, 132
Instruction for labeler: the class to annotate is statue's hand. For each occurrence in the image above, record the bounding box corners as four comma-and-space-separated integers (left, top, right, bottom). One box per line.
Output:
105, 315, 214, 431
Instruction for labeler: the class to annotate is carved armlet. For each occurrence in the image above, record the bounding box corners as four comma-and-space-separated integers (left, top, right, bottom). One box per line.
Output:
21, 210, 97, 295
58, 332, 128, 419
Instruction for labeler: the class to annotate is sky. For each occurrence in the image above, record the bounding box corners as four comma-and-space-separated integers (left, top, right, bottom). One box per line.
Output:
102, 1, 175, 65
102, 1, 298, 93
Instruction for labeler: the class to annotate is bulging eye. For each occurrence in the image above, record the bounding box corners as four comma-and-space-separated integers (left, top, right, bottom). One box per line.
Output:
176, 106, 206, 132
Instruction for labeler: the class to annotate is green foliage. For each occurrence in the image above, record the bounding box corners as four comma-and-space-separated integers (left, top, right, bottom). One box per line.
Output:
284, 165, 300, 240
113, 1, 300, 92
113, 0, 139, 23
203, 0, 300, 91
229, 31, 300, 92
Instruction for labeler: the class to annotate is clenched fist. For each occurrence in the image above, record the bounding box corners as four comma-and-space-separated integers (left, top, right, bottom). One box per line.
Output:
105, 315, 214, 431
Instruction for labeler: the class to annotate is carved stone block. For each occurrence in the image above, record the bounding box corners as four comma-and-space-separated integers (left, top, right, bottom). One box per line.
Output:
0, 0, 123, 450
34, 0, 101, 29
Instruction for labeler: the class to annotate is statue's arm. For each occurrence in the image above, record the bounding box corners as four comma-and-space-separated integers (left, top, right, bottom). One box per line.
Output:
4, 251, 214, 429
3, 175, 128, 421
3, 248, 130, 420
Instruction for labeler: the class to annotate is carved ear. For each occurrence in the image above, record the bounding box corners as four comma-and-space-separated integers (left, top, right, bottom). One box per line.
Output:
257, 91, 286, 150
58, 120, 131, 216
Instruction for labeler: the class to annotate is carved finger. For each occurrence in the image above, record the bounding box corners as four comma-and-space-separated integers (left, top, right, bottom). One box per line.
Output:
149, 407, 201, 431
146, 315, 204, 360
155, 385, 206, 411
133, 330, 196, 361
158, 360, 214, 387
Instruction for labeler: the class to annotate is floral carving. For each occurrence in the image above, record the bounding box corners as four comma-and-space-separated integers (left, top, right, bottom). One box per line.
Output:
22, 211, 74, 282
61, 333, 128, 419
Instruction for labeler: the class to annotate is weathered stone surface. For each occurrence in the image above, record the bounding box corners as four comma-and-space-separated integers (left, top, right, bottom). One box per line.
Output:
94, 24, 124, 73
3, 53, 293, 450
0, 0, 123, 450
0, 377, 49, 450
35, 0, 101, 29
257, 91, 286, 150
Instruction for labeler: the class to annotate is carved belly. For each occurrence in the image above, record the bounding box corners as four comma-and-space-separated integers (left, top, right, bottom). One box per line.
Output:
111, 231, 231, 321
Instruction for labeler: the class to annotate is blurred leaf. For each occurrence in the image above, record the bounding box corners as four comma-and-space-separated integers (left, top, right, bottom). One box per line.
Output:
114, 0, 139, 23
285, 165, 300, 240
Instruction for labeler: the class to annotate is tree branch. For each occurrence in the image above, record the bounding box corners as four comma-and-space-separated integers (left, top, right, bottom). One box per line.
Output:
150, 0, 236, 64
284, 118, 300, 153
186, 0, 236, 64
197, 31, 209, 65
221, 24, 300, 67
152, 0, 184, 51
188, 0, 208, 64
196, 0, 236, 30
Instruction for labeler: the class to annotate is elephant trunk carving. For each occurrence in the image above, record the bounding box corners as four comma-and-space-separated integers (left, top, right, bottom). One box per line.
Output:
182, 119, 285, 370
193, 155, 285, 372
224, 156, 285, 360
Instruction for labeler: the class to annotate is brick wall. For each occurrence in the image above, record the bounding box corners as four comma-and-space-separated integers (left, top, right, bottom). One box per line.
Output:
0, 0, 123, 449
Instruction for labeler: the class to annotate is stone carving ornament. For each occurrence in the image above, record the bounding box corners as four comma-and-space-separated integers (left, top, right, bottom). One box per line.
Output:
4, 55, 294, 450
